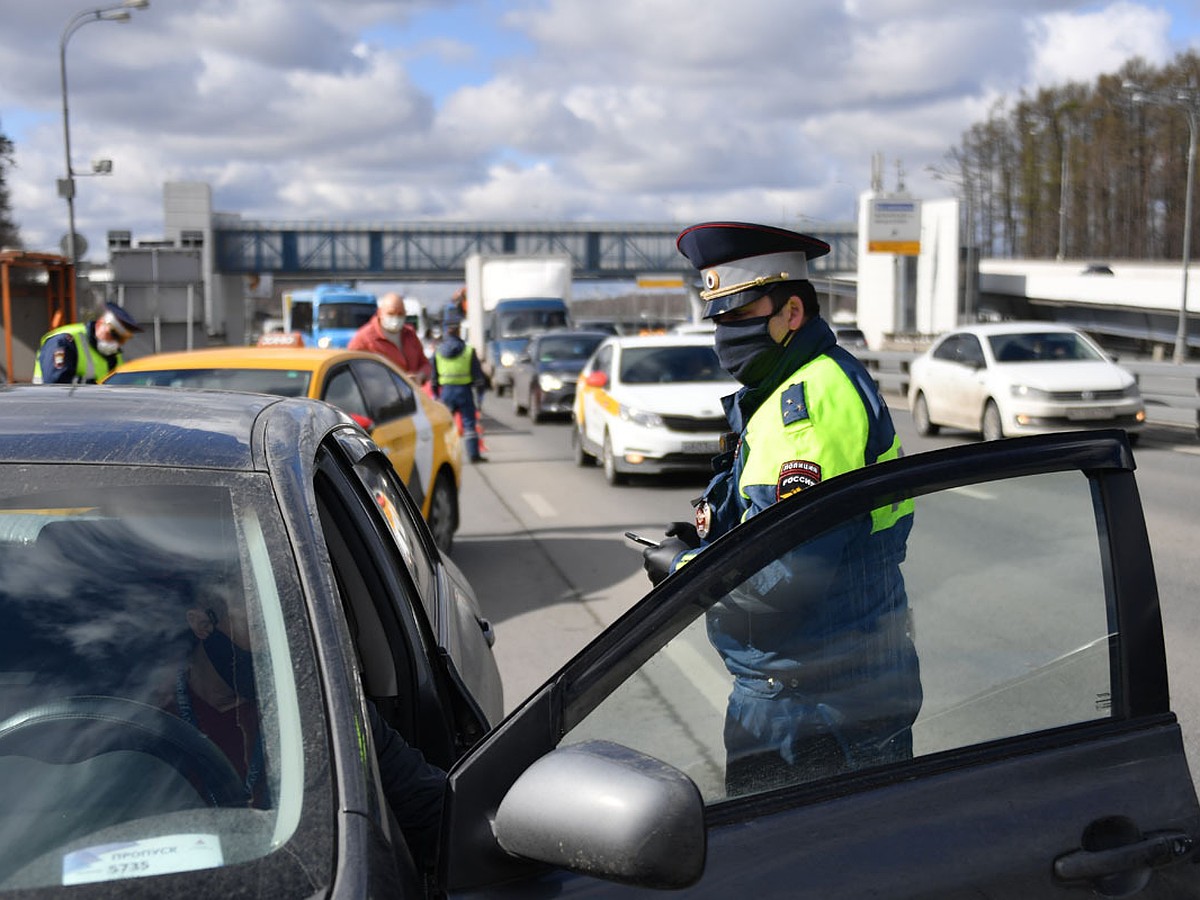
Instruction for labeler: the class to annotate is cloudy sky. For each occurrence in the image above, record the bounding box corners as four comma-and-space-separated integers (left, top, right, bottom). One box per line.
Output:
1, 0, 1197, 262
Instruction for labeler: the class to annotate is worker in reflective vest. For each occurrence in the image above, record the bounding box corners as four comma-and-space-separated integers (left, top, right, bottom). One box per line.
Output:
431, 308, 488, 463
642, 222, 921, 796
32, 302, 142, 384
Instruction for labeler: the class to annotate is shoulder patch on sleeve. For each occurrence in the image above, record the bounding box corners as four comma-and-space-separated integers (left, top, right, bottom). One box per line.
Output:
780, 381, 809, 426
777, 459, 822, 501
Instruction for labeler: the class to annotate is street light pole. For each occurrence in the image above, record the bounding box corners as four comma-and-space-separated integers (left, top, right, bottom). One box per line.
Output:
59, 0, 150, 265
1124, 80, 1198, 364
1178, 105, 1197, 364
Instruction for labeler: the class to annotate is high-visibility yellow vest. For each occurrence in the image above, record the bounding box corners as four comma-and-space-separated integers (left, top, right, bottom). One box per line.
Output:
435, 347, 474, 385
31, 323, 121, 384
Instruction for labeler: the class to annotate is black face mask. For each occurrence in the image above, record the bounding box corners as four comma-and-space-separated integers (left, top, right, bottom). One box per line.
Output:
714, 315, 785, 386
203, 628, 256, 701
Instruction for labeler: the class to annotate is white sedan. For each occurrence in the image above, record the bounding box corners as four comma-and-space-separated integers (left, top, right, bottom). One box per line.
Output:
572, 334, 736, 485
908, 322, 1145, 442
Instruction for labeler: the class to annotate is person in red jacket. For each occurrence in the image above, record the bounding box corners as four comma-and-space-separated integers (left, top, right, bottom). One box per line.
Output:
348, 292, 431, 383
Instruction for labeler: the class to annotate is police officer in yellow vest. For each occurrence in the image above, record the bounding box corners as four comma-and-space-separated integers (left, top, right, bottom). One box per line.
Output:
431, 307, 488, 463
642, 221, 921, 796
32, 302, 142, 384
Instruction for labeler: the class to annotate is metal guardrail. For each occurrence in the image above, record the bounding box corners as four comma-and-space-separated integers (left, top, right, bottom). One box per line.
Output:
857, 350, 1200, 436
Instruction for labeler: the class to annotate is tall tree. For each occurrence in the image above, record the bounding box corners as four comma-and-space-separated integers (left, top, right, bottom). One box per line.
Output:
946, 50, 1200, 263
0, 124, 21, 250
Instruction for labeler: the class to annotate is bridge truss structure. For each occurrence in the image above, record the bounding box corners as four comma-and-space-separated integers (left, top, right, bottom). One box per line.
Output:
213, 218, 858, 281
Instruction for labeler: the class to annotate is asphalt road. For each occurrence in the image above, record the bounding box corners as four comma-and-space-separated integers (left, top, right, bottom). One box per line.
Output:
448, 391, 1200, 784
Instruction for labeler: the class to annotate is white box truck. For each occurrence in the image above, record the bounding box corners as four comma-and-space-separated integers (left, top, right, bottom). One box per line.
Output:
463, 254, 573, 395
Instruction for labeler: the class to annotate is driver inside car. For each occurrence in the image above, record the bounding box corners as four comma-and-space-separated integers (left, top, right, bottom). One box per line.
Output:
164, 594, 448, 866
164, 595, 267, 808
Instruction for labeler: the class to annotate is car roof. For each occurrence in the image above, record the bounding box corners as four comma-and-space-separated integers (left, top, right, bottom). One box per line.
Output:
606, 334, 717, 348
0, 384, 349, 469
534, 329, 613, 340
113, 346, 388, 373
945, 321, 1084, 338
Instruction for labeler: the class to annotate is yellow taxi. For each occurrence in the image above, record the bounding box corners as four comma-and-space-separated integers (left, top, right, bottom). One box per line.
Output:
104, 346, 463, 552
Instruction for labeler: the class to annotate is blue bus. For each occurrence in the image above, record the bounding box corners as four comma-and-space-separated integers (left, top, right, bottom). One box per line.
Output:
283, 283, 377, 348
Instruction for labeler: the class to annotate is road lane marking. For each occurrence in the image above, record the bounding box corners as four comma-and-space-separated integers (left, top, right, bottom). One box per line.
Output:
950, 485, 996, 500
521, 492, 557, 518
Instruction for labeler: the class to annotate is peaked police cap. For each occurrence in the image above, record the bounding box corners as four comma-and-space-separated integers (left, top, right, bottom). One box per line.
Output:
676, 222, 831, 318
102, 302, 143, 334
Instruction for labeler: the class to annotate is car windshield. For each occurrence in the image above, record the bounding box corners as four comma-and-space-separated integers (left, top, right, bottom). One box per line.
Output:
0, 468, 319, 891
988, 332, 1104, 363
317, 302, 376, 330
496, 308, 568, 338
536, 334, 605, 363
106, 368, 313, 397
619, 345, 733, 385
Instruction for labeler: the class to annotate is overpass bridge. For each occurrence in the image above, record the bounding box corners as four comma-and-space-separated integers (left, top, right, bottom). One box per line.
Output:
211, 217, 859, 281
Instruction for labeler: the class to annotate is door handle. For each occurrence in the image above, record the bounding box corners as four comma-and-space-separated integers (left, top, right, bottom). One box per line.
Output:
1054, 829, 1195, 883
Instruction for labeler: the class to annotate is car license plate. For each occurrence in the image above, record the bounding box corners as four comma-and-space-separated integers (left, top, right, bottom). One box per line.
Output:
1066, 408, 1116, 421
682, 440, 720, 454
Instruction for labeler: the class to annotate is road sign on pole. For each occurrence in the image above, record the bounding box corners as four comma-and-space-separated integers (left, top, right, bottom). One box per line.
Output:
867, 199, 922, 255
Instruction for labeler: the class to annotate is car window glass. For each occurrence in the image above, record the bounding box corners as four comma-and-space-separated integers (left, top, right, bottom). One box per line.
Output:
323, 366, 371, 420
106, 367, 312, 397
386, 369, 419, 412
959, 334, 985, 366
931, 335, 960, 362
352, 360, 414, 423
345, 449, 438, 623
317, 302, 376, 330
619, 346, 732, 384
561, 468, 1113, 804
593, 344, 613, 378
0, 471, 316, 890
989, 331, 1104, 363
537, 335, 605, 362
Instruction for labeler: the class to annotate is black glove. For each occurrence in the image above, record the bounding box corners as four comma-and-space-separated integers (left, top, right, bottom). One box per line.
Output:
642, 537, 691, 587
664, 520, 701, 549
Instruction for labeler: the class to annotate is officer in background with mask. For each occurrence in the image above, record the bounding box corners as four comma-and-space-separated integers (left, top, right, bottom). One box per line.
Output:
348, 292, 432, 384
32, 302, 142, 384
432, 307, 488, 463
641, 221, 921, 796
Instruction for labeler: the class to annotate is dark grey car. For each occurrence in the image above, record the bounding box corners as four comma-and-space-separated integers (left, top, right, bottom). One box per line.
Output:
0, 385, 1197, 898
511, 330, 609, 422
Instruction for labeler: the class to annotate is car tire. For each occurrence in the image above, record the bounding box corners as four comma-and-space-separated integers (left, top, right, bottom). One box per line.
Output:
603, 431, 626, 486
981, 400, 1004, 441
530, 388, 544, 423
426, 470, 458, 555
573, 423, 595, 467
513, 386, 527, 416
912, 392, 939, 437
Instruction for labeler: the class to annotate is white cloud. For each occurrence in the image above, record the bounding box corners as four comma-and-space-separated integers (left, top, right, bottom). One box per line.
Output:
0, 0, 1192, 257
1027, 2, 1174, 86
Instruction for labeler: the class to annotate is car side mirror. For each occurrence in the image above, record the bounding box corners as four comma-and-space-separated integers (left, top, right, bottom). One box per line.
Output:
493, 740, 705, 889
585, 371, 607, 388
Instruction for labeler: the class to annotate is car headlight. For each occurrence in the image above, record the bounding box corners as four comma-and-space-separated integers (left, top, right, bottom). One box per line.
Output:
317, 336, 333, 348
1010, 384, 1052, 400
1122, 383, 1142, 399
619, 404, 664, 428
539, 373, 564, 391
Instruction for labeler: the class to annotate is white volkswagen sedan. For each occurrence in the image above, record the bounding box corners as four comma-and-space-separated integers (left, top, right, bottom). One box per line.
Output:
908, 322, 1145, 442
572, 334, 736, 485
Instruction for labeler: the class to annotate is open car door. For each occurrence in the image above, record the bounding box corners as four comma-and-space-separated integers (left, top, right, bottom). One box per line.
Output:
442, 430, 1200, 898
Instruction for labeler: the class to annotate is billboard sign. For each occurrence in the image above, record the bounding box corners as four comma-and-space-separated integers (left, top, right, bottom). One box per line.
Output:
867, 199, 921, 255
